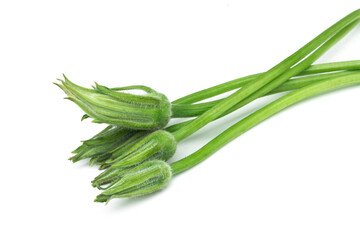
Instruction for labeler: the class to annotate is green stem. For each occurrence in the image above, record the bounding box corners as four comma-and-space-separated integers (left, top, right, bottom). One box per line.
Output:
172, 60, 360, 105
171, 71, 359, 117
170, 72, 360, 174
171, 10, 360, 142
166, 71, 359, 133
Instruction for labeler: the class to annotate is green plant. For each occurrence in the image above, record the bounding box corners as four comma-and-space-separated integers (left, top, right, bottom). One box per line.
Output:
56, 9, 360, 203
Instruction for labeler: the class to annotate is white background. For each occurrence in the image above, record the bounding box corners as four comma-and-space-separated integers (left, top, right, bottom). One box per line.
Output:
1, 1, 360, 239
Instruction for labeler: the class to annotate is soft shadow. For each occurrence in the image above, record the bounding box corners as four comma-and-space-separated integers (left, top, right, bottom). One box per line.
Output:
73, 160, 90, 168
106, 188, 165, 210
71, 158, 95, 169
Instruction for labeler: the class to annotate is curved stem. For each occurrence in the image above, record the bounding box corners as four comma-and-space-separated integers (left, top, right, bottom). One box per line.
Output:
171, 11, 360, 142
170, 72, 360, 174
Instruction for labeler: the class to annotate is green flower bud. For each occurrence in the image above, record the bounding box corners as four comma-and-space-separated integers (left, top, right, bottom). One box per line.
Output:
92, 130, 177, 187
55, 75, 171, 130
91, 167, 131, 189
96, 131, 150, 170
106, 130, 177, 168
94, 160, 172, 203
69, 126, 141, 164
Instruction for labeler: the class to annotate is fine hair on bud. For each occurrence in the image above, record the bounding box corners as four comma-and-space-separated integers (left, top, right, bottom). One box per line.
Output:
55, 75, 172, 130
94, 160, 172, 203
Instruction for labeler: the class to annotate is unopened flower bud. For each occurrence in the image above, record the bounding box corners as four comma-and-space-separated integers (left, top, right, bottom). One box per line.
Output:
55, 75, 171, 130
94, 160, 172, 202
69, 126, 141, 164
106, 130, 177, 169
91, 167, 131, 189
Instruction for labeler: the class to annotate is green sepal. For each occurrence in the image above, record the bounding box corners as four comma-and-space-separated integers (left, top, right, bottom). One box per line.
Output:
94, 83, 161, 105
81, 114, 90, 121
91, 167, 131, 189
69, 126, 142, 164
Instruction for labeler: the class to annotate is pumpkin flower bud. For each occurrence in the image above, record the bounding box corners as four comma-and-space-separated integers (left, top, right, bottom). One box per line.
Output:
106, 130, 177, 168
70, 126, 140, 164
94, 160, 172, 202
92, 130, 176, 187
97, 131, 151, 170
55, 75, 171, 130
91, 167, 131, 189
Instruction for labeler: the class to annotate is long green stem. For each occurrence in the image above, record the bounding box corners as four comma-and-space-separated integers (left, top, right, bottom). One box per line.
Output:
170, 72, 360, 174
171, 10, 360, 142
171, 71, 359, 117
172, 60, 360, 105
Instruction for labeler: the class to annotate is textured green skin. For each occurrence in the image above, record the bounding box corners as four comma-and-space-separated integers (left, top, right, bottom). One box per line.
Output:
95, 160, 172, 202
69, 127, 139, 163
156, 93, 172, 129
92, 167, 131, 188
92, 130, 176, 187
108, 130, 176, 168
56, 78, 172, 130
